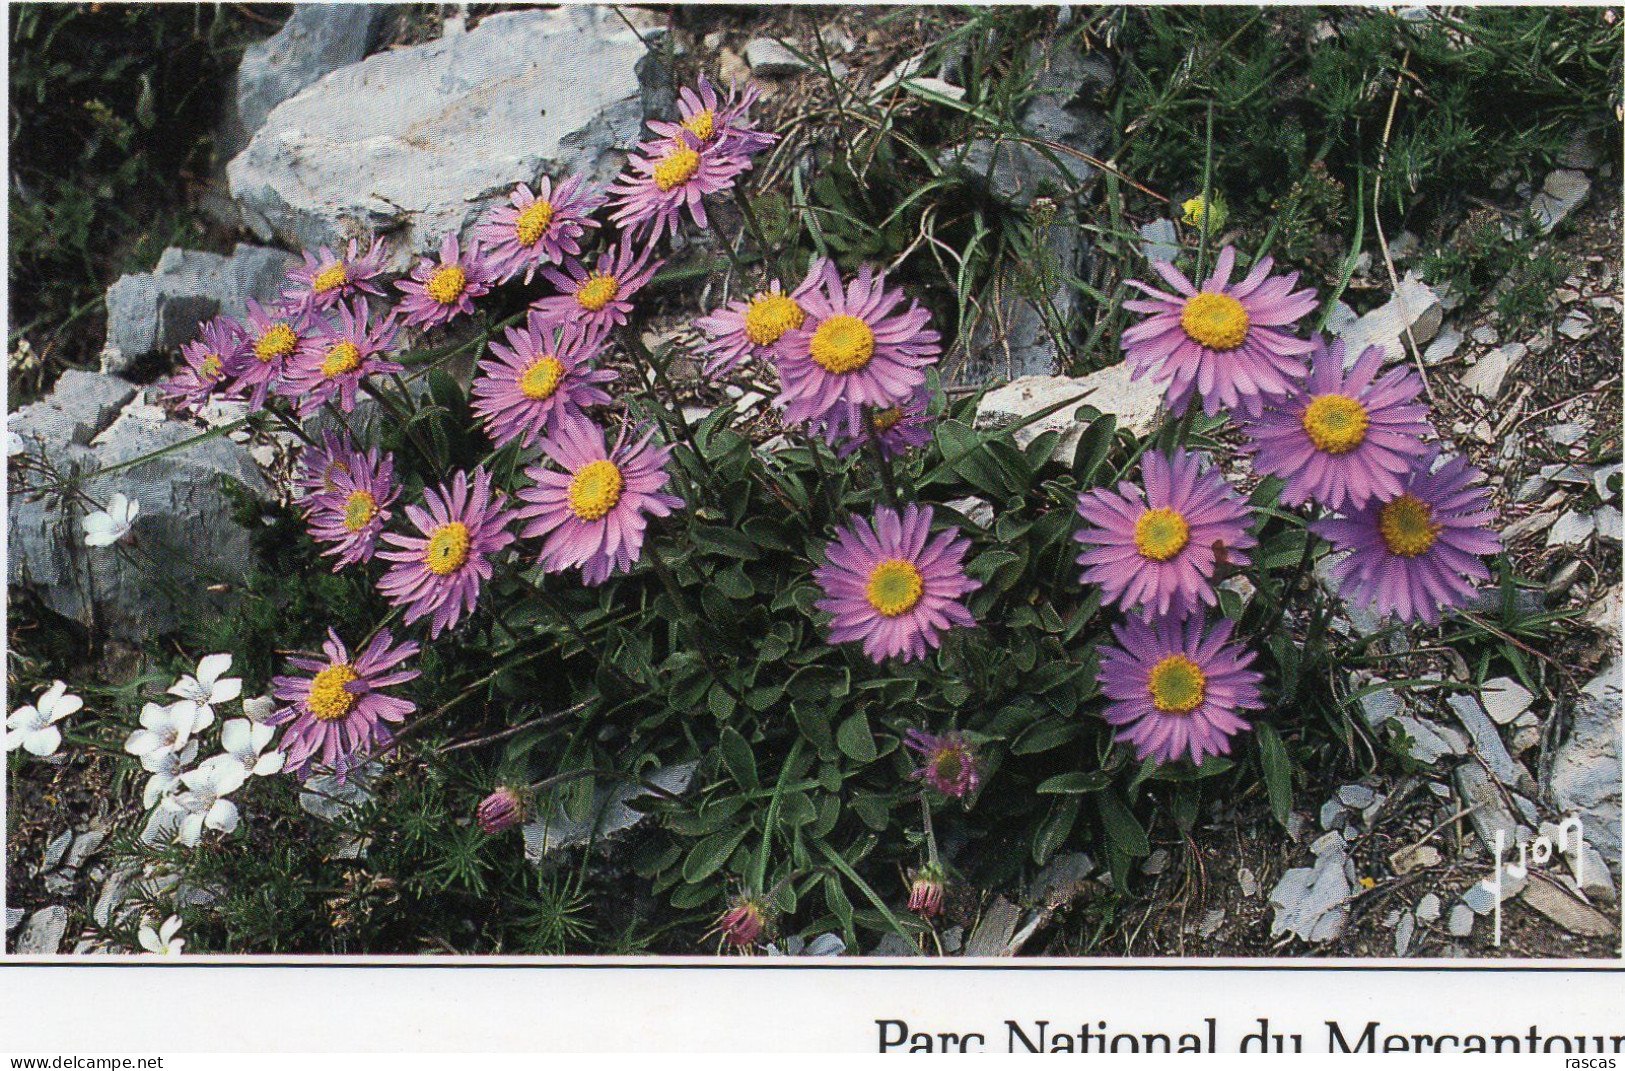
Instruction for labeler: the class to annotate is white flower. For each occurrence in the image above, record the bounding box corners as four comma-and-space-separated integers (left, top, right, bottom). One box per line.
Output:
206, 718, 284, 779
241, 694, 276, 724
5, 681, 82, 756
171, 761, 247, 846
137, 915, 185, 956
167, 653, 242, 713
141, 740, 199, 808
7, 429, 24, 458
124, 701, 211, 759
82, 492, 139, 547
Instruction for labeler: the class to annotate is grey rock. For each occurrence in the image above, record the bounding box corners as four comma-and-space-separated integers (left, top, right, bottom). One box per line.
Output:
1238, 867, 1258, 897
960, 223, 1091, 381
1547, 422, 1589, 447
1447, 903, 1474, 937
1594, 505, 1622, 544
1142, 848, 1170, 875
1546, 510, 1595, 547
298, 762, 380, 822
1423, 327, 1462, 365
744, 37, 810, 75
1331, 272, 1442, 363
1593, 463, 1622, 502
869, 932, 918, 957
1518, 875, 1618, 936
1416, 892, 1442, 922
1139, 218, 1181, 264
64, 830, 107, 871
1394, 911, 1416, 955
1480, 677, 1534, 725
8, 380, 270, 642
944, 496, 995, 529
1337, 783, 1376, 810
1319, 797, 1348, 831
971, 365, 1162, 461
523, 762, 697, 860
41, 830, 73, 871
92, 865, 140, 929
14, 906, 69, 955
1464, 873, 1524, 915
234, 6, 391, 149
229, 7, 671, 269
1354, 677, 1467, 765
5, 908, 22, 934
1455, 763, 1528, 855
1461, 342, 1528, 400
963, 896, 1023, 956
1529, 169, 1591, 233
1268, 836, 1353, 944
1471, 324, 1499, 346
1197, 908, 1225, 938
101, 245, 299, 375
1544, 660, 1622, 876
1028, 851, 1095, 905
1446, 694, 1529, 788
766, 932, 847, 957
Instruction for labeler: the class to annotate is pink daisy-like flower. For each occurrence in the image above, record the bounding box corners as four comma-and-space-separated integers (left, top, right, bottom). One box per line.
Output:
377, 468, 518, 638
1074, 448, 1256, 619
713, 895, 770, 952
303, 445, 400, 570
775, 262, 942, 428
281, 237, 388, 313
276, 299, 403, 415
471, 314, 617, 450
532, 237, 664, 338
904, 729, 982, 799
1311, 449, 1502, 625
296, 429, 365, 501
813, 504, 979, 663
1121, 246, 1317, 417
514, 419, 685, 586
693, 269, 830, 376
266, 628, 420, 781
160, 316, 247, 414
1098, 614, 1264, 767
608, 130, 750, 243
820, 383, 936, 461
395, 233, 495, 329
655, 76, 777, 165
1240, 336, 1435, 511
475, 176, 604, 285
222, 300, 321, 409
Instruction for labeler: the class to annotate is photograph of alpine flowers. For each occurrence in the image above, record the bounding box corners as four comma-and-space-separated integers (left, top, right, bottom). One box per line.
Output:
6, 3, 1621, 959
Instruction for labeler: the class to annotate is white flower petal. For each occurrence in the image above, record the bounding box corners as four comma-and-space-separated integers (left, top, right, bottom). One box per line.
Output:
160, 916, 182, 942
242, 696, 275, 723
196, 654, 232, 686
252, 751, 285, 777
23, 726, 61, 756
137, 926, 162, 954
3, 727, 26, 752
177, 814, 205, 846
205, 798, 240, 834
7, 706, 39, 732
211, 678, 243, 705
248, 722, 275, 751
220, 719, 252, 754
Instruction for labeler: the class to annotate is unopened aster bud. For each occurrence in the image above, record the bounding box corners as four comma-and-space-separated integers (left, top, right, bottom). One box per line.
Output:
908, 863, 948, 919
716, 896, 769, 950
476, 786, 524, 834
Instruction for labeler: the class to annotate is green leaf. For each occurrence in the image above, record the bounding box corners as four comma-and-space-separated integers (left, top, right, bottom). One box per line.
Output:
1071, 414, 1117, 487
836, 711, 878, 763
719, 727, 758, 790
682, 826, 749, 882
1097, 791, 1149, 857
1257, 722, 1293, 827
1012, 715, 1078, 755
1036, 770, 1112, 794
1033, 796, 1081, 866
934, 419, 1011, 497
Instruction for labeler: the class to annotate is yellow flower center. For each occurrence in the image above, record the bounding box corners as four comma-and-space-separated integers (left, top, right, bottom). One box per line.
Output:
872, 406, 905, 434
424, 521, 471, 576
568, 460, 625, 521
1148, 654, 1206, 714
865, 558, 924, 618
255, 323, 297, 363
654, 146, 702, 192
933, 748, 966, 783
576, 275, 619, 313
1378, 494, 1441, 558
742, 292, 806, 347
1179, 292, 1250, 351
809, 314, 876, 375
1301, 393, 1370, 455
307, 664, 359, 722
320, 340, 362, 378
312, 263, 348, 293
681, 108, 716, 141
426, 265, 467, 306
342, 490, 378, 532
515, 199, 555, 247
200, 354, 223, 379
1133, 507, 1190, 562
519, 356, 566, 400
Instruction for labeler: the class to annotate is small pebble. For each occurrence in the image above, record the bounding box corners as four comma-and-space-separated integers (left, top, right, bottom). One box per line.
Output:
1417, 893, 1442, 922
1448, 904, 1475, 937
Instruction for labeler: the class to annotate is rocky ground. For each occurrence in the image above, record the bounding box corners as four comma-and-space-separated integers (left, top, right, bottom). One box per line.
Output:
6, 5, 1621, 957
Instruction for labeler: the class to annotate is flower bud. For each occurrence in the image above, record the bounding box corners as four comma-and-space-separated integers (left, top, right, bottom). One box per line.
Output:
908, 864, 947, 919
716, 896, 768, 950
476, 786, 524, 834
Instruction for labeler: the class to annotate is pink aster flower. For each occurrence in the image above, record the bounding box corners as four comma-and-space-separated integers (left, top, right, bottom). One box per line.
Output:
655, 76, 777, 165
775, 262, 941, 428
471, 314, 617, 449
475, 176, 604, 285
820, 383, 936, 460
1074, 448, 1256, 619
222, 300, 321, 409
514, 419, 685, 586
904, 730, 982, 799
713, 895, 770, 951
296, 429, 365, 501
277, 299, 403, 415
1121, 245, 1317, 417
476, 786, 525, 834
1240, 336, 1435, 511
161, 316, 247, 414
693, 271, 826, 376
1098, 615, 1264, 767
281, 237, 388, 313
813, 504, 979, 663
395, 233, 495, 329
303, 444, 399, 570
377, 468, 518, 638
1311, 449, 1502, 625
266, 628, 420, 782
608, 130, 750, 243
532, 237, 664, 338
